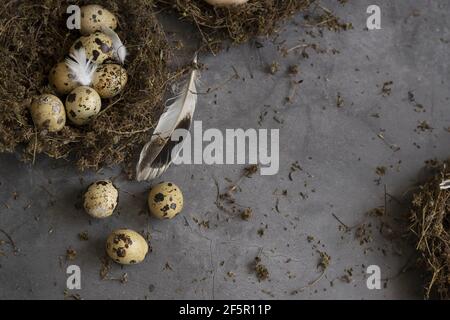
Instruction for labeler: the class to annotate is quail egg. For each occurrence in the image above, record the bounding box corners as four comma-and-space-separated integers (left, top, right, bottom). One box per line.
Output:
48, 62, 78, 95
92, 64, 128, 98
204, 0, 249, 6
65, 86, 101, 126
106, 229, 149, 265
80, 5, 118, 35
30, 94, 66, 132
83, 180, 118, 219
148, 182, 184, 220
70, 32, 113, 64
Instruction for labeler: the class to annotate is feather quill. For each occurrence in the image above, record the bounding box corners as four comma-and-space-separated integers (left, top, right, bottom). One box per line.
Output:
65, 48, 96, 86
101, 26, 127, 64
136, 56, 199, 181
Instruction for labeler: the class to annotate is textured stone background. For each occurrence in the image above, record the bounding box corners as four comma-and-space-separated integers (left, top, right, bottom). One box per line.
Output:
1, 0, 449, 299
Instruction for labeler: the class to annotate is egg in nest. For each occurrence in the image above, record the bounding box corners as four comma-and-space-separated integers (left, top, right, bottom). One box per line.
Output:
148, 182, 184, 220
92, 64, 128, 98
65, 86, 101, 126
80, 5, 118, 35
70, 32, 113, 64
30, 94, 66, 132
83, 180, 118, 219
49, 62, 78, 95
106, 229, 149, 265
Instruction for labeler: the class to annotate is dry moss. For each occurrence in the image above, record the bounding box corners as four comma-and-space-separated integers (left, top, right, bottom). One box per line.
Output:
156, 0, 350, 53
0, 0, 170, 171
410, 161, 450, 299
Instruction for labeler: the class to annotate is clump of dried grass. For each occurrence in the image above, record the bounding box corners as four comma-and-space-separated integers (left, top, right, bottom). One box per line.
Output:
156, 0, 350, 53
410, 161, 450, 299
0, 0, 170, 171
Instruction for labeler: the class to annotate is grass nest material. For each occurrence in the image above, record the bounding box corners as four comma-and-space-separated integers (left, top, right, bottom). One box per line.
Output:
410, 160, 450, 299
0, 0, 170, 171
156, 0, 350, 53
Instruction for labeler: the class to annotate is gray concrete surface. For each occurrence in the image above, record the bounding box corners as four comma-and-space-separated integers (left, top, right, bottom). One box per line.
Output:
1, 0, 449, 299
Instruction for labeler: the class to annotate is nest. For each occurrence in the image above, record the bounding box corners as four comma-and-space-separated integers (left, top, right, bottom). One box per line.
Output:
156, 0, 349, 52
410, 161, 450, 299
0, 0, 170, 171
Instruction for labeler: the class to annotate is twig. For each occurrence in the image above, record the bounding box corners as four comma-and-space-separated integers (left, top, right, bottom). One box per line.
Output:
331, 213, 349, 231
0, 228, 18, 253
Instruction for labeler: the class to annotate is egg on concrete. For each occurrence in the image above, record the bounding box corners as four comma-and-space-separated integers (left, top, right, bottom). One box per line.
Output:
83, 180, 118, 219
30, 94, 66, 132
203, 0, 249, 6
49, 62, 78, 95
148, 182, 184, 220
80, 5, 118, 36
106, 229, 149, 265
65, 86, 101, 126
70, 32, 113, 64
92, 64, 128, 98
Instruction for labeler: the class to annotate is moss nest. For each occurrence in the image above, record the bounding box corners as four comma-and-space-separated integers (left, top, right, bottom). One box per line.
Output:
410, 160, 450, 299
156, 0, 350, 52
0, 0, 170, 171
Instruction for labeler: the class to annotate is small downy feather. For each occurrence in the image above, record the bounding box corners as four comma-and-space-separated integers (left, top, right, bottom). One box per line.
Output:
136, 56, 199, 181
65, 48, 96, 86
101, 26, 127, 64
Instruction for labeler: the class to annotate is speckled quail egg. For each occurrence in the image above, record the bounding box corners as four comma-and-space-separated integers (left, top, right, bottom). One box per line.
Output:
65, 86, 101, 125
204, 0, 249, 6
48, 62, 78, 95
80, 5, 118, 36
92, 64, 128, 98
70, 32, 113, 64
83, 180, 118, 219
148, 182, 184, 220
106, 229, 149, 265
30, 94, 66, 132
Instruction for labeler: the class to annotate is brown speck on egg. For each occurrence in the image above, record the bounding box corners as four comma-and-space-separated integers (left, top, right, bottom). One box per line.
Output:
67, 93, 76, 103
92, 50, 100, 61
154, 193, 165, 202
116, 247, 126, 258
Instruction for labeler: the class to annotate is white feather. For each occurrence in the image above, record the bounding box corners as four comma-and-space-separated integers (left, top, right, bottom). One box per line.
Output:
101, 26, 127, 64
136, 56, 199, 181
65, 48, 96, 86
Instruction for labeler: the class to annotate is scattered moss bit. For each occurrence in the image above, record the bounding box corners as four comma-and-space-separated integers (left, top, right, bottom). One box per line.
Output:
317, 251, 331, 270
244, 164, 259, 177
268, 61, 280, 75
381, 81, 393, 96
254, 257, 269, 281
289, 161, 302, 181
240, 208, 253, 221
416, 120, 433, 132
375, 166, 387, 176
288, 65, 299, 75
336, 92, 344, 108
78, 231, 89, 241
257, 228, 265, 237
64, 289, 81, 300
66, 248, 77, 261
164, 262, 173, 271
355, 223, 373, 245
